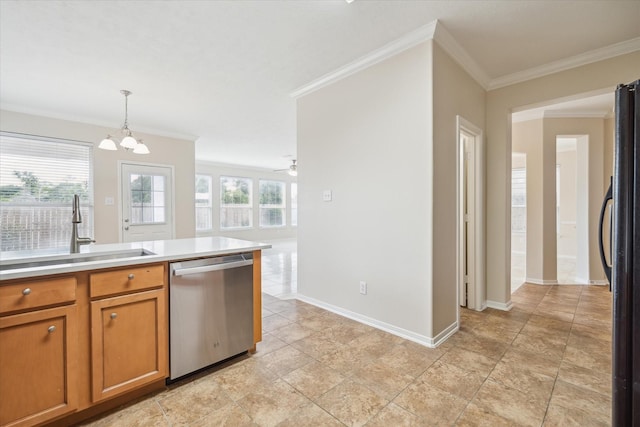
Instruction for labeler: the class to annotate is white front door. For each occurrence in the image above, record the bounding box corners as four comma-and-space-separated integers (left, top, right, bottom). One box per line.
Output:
121, 163, 174, 242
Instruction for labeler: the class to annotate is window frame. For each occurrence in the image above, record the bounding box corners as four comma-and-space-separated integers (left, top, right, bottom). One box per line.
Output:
195, 174, 213, 232
0, 131, 94, 251
220, 175, 253, 230
259, 179, 286, 228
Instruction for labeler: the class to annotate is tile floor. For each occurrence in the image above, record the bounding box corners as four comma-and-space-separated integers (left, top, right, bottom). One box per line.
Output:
82, 240, 612, 427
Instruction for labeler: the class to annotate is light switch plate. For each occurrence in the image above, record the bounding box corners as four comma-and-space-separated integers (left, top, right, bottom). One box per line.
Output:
322, 190, 332, 202
104, 196, 114, 206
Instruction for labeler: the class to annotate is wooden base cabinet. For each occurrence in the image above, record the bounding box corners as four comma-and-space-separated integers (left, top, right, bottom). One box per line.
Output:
90, 288, 167, 402
0, 305, 78, 427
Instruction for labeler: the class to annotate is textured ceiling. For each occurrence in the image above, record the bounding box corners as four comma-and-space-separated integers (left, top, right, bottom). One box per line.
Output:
1, 1, 639, 169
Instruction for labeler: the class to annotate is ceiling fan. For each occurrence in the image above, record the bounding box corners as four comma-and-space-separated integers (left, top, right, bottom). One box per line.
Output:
274, 159, 297, 176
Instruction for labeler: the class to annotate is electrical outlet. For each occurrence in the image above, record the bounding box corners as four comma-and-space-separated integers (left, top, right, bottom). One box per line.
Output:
359, 281, 367, 295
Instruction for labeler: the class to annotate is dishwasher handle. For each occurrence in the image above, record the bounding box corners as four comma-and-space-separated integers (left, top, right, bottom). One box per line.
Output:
172, 259, 253, 277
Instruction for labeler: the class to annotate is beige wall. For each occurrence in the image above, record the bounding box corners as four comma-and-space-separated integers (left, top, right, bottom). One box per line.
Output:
196, 161, 297, 242
486, 51, 640, 304
297, 40, 485, 344
0, 109, 196, 243
512, 119, 545, 282
432, 42, 486, 330
298, 42, 434, 341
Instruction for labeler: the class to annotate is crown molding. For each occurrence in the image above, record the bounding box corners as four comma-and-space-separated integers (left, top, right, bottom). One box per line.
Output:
488, 37, 640, 90
512, 109, 611, 123
432, 22, 491, 88
290, 21, 438, 99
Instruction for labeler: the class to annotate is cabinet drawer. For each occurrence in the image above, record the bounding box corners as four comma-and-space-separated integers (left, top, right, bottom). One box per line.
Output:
0, 277, 76, 315
90, 264, 165, 298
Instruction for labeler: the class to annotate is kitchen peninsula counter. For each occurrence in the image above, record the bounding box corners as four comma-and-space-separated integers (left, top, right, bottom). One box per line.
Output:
0, 236, 271, 281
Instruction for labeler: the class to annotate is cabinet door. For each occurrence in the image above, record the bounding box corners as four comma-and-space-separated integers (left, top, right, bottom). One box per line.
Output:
90, 289, 167, 402
0, 305, 78, 427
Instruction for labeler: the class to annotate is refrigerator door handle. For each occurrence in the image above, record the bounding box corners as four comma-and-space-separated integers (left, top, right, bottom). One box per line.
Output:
598, 177, 613, 288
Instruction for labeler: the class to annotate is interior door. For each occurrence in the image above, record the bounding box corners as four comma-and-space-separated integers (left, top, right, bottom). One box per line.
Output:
121, 163, 174, 242
460, 131, 476, 307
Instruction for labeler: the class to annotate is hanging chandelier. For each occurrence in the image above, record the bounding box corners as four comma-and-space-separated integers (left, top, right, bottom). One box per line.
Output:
98, 89, 150, 154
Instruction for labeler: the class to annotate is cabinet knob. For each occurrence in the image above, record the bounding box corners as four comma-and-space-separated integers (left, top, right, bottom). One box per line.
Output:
110, 313, 118, 320
128, 273, 135, 280
48, 325, 56, 333
22, 288, 31, 296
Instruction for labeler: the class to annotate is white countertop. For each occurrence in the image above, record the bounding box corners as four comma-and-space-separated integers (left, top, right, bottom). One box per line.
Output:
0, 237, 271, 281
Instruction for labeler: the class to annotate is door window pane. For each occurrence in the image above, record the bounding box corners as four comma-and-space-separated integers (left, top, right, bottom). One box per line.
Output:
130, 173, 166, 224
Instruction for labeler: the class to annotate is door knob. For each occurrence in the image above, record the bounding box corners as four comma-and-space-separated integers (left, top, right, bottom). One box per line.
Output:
124, 226, 129, 230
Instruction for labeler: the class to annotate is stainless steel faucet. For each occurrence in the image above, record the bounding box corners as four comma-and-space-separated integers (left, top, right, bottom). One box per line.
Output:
70, 194, 95, 253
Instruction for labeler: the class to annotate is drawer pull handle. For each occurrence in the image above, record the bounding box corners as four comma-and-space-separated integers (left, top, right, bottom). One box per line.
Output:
128, 274, 135, 280
110, 313, 118, 320
22, 288, 31, 296
48, 326, 56, 333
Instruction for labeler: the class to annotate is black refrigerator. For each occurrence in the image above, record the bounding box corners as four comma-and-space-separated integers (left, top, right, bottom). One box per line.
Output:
600, 79, 640, 426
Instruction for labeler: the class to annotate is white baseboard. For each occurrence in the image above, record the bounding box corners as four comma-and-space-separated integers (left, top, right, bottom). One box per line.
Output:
526, 278, 558, 285
589, 280, 609, 286
486, 299, 514, 311
295, 294, 446, 348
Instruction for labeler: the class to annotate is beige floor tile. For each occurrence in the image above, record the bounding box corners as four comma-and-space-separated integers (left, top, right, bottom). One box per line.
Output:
420, 360, 485, 400
282, 361, 346, 400
377, 342, 441, 378
510, 333, 567, 360
547, 380, 611, 425
158, 378, 234, 425
316, 379, 388, 427
557, 360, 611, 396
236, 379, 310, 427
254, 332, 288, 357
488, 360, 555, 402
276, 401, 344, 426
214, 358, 279, 401
451, 331, 510, 360
190, 402, 257, 427
290, 329, 346, 359
82, 400, 168, 427
471, 379, 548, 427
254, 345, 314, 377
563, 344, 611, 372
469, 323, 519, 344
319, 345, 375, 374
269, 322, 315, 344
350, 360, 415, 400
455, 402, 514, 427
499, 347, 561, 377
437, 346, 497, 378
364, 403, 425, 427
543, 402, 610, 427
569, 321, 611, 343
393, 379, 468, 424
262, 313, 293, 332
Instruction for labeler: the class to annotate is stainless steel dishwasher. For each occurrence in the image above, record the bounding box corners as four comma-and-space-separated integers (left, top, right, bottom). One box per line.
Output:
169, 253, 253, 380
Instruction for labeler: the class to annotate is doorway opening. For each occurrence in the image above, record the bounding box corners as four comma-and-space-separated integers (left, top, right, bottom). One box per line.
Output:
457, 116, 485, 311
556, 135, 589, 284
511, 153, 527, 293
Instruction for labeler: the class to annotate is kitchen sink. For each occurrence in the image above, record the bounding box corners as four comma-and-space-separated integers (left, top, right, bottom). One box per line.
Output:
0, 249, 156, 271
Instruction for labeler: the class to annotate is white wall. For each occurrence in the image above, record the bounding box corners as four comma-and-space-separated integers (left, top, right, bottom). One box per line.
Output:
0, 109, 196, 243
196, 161, 297, 242
297, 39, 484, 344
298, 42, 434, 341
